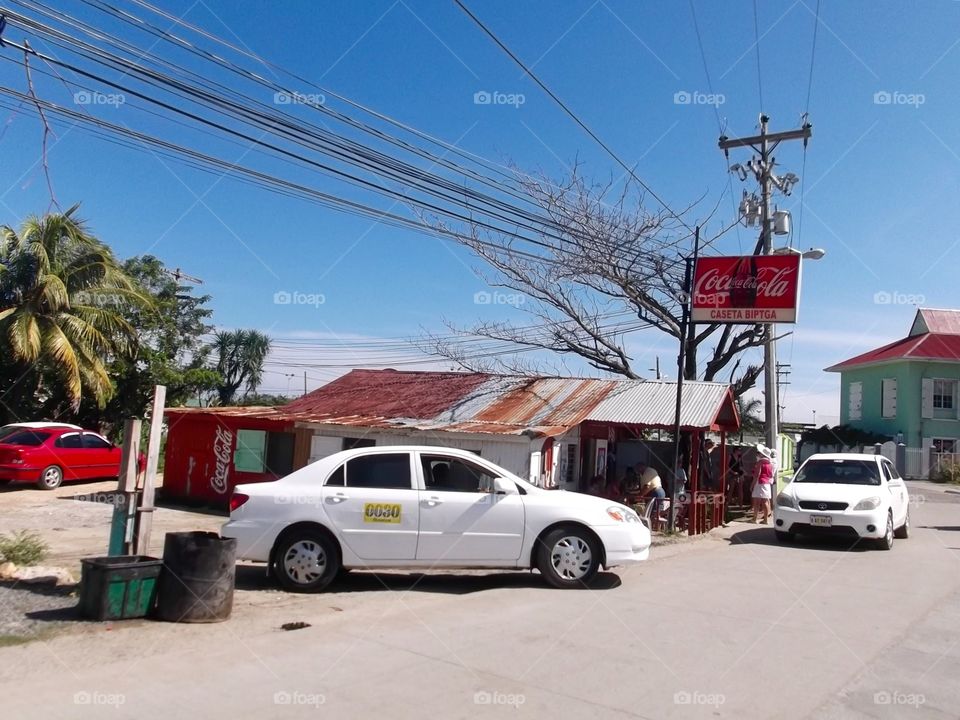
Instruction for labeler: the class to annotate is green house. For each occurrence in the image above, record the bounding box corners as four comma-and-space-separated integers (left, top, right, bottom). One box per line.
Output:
825, 308, 960, 475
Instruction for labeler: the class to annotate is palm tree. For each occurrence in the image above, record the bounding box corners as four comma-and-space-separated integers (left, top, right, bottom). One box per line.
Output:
735, 395, 765, 441
211, 329, 271, 405
0, 206, 145, 413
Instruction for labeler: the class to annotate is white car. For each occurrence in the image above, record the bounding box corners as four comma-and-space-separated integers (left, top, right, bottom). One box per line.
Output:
223, 446, 651, 591
773, 453, 910, 550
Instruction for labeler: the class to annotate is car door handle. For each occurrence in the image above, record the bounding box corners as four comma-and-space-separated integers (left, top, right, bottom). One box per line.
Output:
328, 493, 349, 503
423, 496, 443, 507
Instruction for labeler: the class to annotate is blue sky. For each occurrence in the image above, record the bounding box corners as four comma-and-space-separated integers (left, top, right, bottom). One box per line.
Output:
1, 0, 959, 423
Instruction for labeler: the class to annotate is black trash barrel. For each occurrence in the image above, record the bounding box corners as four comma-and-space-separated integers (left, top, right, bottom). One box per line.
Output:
155, 531, 236, 623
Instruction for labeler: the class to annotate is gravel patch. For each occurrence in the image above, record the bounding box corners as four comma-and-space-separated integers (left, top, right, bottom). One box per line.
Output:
0, 582, 80, 643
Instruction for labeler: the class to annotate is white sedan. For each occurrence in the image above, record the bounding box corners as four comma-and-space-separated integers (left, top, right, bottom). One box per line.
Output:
773, 453, 910, 549
223, 446, 651, 591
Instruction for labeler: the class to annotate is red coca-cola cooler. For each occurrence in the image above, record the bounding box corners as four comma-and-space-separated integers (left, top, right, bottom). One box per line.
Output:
162, 409, 298, 505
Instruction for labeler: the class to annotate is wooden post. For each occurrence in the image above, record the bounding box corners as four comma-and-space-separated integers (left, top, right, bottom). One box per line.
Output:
109, 418, 141, 555
135, 385, 166, 556
690, 432, 701, 534
718, 431, 726, 526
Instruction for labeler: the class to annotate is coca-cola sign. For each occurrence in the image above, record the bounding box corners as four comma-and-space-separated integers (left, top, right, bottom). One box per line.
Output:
210, 425, 233, 495
692, 254, 802, 323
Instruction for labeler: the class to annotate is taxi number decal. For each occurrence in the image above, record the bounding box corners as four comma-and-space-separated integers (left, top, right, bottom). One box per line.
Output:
363, 503, 402, 523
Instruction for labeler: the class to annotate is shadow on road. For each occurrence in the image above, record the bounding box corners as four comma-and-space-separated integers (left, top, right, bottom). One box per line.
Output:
727, 527, 871, 552
235, 565, 622, 594
920, 525, 960, 532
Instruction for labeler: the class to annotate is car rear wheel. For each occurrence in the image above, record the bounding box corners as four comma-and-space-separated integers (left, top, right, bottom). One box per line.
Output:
893, 507, 910, 539
875, 512, 894, 551
37, 465, 63, 490
537, 527, 600, 589
272, 529, 340, 593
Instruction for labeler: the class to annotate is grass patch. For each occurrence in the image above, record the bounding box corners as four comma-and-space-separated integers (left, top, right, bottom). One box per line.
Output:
0, 530, 50, 566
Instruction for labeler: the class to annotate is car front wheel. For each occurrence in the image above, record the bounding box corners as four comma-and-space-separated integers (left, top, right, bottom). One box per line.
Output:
875, 512, 894, 551
894, 507, 910, 539
775, 530, 794, 543
37, 465, 63, 490
537, 527, 601, 589
273, 529, 340, 593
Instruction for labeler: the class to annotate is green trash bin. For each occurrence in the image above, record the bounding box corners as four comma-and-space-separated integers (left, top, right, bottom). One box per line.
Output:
79, 556, 163, 621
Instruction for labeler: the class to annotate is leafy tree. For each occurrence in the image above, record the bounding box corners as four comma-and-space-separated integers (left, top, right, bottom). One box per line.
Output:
237, 393, 291, 407
91, 256, 219, 426
420, 166, 765, 395
0, 206, 146, 422
210, 329, 271, 405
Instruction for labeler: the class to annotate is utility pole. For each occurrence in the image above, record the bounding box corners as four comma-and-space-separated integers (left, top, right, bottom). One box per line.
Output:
776, 363, 791, 416
669, 227, 700, 533
719, 115, 811, 454
304, 371, 308, 396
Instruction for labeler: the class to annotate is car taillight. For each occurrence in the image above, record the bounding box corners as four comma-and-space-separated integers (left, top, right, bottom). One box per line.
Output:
229, 493, 250, 512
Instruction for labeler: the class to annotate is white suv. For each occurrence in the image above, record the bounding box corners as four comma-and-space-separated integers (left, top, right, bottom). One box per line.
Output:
773, 453, 910, 550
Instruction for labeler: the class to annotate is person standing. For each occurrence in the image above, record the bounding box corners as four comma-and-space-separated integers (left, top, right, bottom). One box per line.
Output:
751, 444, 775, 524
728, 448, 745, 505
700, 439, 717, 491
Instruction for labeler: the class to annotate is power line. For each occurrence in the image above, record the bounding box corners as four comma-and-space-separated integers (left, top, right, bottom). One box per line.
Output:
453, 0, 695, 236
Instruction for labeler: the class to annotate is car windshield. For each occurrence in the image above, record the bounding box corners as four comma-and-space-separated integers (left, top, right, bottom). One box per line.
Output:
0, 430, 51, 446
794, 459, 881, 486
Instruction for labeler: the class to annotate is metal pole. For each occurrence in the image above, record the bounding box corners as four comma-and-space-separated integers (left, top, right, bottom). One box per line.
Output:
758, 114, 779, 458
669, 227, 699, 532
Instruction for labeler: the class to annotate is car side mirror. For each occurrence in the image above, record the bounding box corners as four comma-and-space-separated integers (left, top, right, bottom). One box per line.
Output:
493, 477, 518, 495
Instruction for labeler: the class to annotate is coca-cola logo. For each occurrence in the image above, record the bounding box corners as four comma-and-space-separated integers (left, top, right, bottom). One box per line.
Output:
694, 266, 796, 307
210, 425, 232, 494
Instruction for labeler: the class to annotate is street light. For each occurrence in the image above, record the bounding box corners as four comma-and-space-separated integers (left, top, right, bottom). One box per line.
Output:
766, 244, 826, 468
772, 246, 826, 260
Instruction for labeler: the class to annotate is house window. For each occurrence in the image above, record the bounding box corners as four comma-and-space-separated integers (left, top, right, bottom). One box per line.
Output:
342, 437, 376, 451
234, 430, 267, 472
933, 380, 957, 417
933, 438, 957, 454
881, 379, 897, 419
234, 429, 296, 475
848, 381, 863, 421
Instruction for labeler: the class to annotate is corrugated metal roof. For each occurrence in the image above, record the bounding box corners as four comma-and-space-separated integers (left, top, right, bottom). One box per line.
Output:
166, 370, 738, 435
911, 308, 960, 336
586, 380, 735, 429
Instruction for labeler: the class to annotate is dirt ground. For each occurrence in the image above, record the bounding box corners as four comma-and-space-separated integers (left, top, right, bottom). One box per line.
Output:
0, 476, 224, 574
0, 475, 719, 657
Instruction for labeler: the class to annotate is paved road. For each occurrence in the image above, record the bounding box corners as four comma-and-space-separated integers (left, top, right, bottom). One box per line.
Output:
2, 481, 959, 719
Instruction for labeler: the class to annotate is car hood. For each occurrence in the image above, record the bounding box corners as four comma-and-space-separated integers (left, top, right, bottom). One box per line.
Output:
787, 482, 884, 503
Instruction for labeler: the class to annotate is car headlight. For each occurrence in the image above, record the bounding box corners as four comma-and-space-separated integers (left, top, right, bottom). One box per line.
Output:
607, 506, 641, 523
776, 493, 797, 509
853, 496, 882, 511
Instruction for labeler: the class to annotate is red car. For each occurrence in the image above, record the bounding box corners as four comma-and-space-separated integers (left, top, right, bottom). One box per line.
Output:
0, 425, 123, 490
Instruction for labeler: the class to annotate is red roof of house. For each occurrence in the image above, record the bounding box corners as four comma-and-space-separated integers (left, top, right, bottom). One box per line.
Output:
826, 329, 960, 372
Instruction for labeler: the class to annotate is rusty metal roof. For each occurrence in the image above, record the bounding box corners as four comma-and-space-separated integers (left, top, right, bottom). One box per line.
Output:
166, 370, 738, 436
910, 308, 960, 336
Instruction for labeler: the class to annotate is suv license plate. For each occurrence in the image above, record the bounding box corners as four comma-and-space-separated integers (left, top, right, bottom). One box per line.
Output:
810, 514, 832, 527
